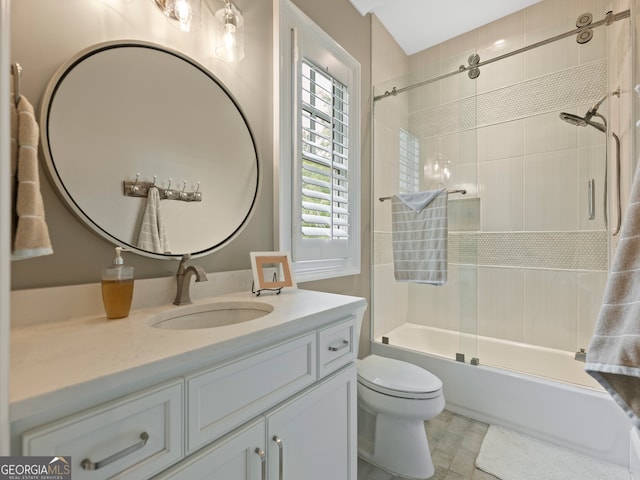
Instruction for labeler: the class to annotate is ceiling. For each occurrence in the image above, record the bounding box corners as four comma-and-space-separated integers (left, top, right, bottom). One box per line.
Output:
349, 0, 544, 55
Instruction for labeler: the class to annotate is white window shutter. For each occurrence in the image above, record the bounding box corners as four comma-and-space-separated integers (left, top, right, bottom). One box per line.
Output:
278, 0, 361, 281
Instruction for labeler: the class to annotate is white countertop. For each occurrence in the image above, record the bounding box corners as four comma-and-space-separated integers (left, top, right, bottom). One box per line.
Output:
10, 288, 366, 422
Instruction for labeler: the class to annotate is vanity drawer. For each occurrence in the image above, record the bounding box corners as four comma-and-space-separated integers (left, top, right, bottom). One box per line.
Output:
318, 316, 357, 378
22, 379, 183, 480
186, 332, 316, 453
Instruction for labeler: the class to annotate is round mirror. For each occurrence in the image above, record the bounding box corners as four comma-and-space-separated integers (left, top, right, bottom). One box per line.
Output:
41, 41, 260, 259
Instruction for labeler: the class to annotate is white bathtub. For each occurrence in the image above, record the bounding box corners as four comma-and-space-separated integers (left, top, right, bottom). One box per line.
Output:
372, 323, 632, 468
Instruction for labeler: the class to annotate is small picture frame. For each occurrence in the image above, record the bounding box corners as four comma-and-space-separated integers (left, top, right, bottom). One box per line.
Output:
250, 252, 296, 294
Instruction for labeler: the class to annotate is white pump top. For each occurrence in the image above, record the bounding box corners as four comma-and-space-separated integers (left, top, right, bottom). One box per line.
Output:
113, 246, 124, 265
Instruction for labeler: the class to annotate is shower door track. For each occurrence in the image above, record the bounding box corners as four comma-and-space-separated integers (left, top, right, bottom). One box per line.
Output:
373, 9, 630, 102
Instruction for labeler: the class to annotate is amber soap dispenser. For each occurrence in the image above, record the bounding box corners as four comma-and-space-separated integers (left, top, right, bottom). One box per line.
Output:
101, 246, 134, 319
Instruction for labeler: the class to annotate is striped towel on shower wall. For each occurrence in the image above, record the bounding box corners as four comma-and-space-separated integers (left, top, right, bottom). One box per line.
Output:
391, 189, 448, 285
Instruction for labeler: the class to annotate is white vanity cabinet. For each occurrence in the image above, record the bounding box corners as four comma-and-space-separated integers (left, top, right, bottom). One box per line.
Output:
12, 290, 366, 480
155, 317, 358, 480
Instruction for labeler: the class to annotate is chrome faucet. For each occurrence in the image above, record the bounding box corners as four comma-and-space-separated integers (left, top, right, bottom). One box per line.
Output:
174, 254, 208, 306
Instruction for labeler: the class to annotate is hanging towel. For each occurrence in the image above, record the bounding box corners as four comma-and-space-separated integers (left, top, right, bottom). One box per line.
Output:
11, 96, 53, 260
391, 188, 448, 285
585, 161, 640, 429
136, 187, 170, 253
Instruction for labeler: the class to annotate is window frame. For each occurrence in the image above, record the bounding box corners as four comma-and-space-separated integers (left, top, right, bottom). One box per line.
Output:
276, 0, 361, 282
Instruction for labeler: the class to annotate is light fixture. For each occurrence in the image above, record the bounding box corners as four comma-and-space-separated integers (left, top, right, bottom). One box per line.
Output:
153, 0, 201, 32
424, 153, 451, 185
213, 0, 244, 62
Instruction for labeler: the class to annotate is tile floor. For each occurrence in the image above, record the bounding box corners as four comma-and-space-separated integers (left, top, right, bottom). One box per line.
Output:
358, 410, 499, 480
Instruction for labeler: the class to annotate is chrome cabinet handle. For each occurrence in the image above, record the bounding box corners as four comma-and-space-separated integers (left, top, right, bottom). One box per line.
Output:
254, 447, 266, 480
273, 435, 283, 480
81, 432, 149, 471
588, 179, 595, 220
328, 339, 349, 352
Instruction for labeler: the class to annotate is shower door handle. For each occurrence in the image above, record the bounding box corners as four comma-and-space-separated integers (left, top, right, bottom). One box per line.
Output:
588, 179, 595, 220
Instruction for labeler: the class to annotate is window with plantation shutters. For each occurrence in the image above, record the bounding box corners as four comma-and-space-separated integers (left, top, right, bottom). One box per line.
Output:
300, 60, 350, 241
278, 0, 361, 282
399, 129, 420, 194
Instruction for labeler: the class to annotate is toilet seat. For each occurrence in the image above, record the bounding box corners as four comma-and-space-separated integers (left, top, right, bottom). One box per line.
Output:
357, 355, 442, 400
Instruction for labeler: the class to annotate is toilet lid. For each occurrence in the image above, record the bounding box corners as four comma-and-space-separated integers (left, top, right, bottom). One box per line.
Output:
357, 355, 443, 399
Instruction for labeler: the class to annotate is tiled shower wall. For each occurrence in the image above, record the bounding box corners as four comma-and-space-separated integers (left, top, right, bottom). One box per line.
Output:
373, 0, 632, 359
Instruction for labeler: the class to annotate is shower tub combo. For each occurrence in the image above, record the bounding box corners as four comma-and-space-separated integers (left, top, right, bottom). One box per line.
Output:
372, 1, 636, 471
372, 324, 631, 467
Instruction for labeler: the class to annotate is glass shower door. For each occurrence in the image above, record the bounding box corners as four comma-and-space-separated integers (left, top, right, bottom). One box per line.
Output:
371, 49, 480, 363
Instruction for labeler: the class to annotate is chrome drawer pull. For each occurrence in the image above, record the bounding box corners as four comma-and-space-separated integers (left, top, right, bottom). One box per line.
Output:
328, 340, 349, 352
81, 432, 149, 471
273, 435, 283, 480
255, 447, 266, 480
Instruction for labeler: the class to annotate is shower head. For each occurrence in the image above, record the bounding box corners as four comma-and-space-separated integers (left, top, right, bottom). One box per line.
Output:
559, 112, 588, 127
559, 94, 608, 133
559, 112, 607, 133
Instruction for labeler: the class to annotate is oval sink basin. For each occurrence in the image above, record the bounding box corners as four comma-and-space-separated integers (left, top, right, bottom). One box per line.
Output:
150, 301, 274, 330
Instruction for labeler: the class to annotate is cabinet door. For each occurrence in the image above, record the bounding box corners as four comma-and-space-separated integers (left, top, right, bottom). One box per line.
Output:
266, 365, 357, 480
153, 419, 266, 480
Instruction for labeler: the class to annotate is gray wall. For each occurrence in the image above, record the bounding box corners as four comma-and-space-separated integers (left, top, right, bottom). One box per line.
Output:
9, 0, 371, 354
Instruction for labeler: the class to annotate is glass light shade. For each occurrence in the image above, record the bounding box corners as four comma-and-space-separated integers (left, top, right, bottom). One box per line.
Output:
154, 0, 201, 32
214, 2, 244, 62
423, 152, 452, 187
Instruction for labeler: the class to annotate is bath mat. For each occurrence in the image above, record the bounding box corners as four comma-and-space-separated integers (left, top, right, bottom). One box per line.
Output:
475, 425, 629, 480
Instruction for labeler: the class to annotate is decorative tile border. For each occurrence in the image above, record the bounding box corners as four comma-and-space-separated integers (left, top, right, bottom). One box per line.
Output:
375, 230, 608, 271
476, 59, 607, 128
452, 231, 608, 271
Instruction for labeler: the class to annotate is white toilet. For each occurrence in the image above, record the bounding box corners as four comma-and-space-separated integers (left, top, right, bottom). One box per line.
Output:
357, 355, 445, 479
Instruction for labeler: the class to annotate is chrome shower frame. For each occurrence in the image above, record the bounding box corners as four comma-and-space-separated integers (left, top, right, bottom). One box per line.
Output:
374, 10, 630, 101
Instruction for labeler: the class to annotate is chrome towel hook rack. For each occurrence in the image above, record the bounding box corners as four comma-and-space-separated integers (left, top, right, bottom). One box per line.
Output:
122, 173, 203, 202
11, 63, 22, 106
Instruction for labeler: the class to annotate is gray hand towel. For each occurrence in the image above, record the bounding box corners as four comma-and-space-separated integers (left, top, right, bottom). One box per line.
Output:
391, 189, 448, 285
137, 187, 171, 254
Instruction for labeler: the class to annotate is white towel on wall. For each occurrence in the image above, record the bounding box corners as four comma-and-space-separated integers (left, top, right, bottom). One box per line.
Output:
585, 160, 640, 429
12, 95, 54, 260
136, 187, 170, 254
392, 189, 447, 285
